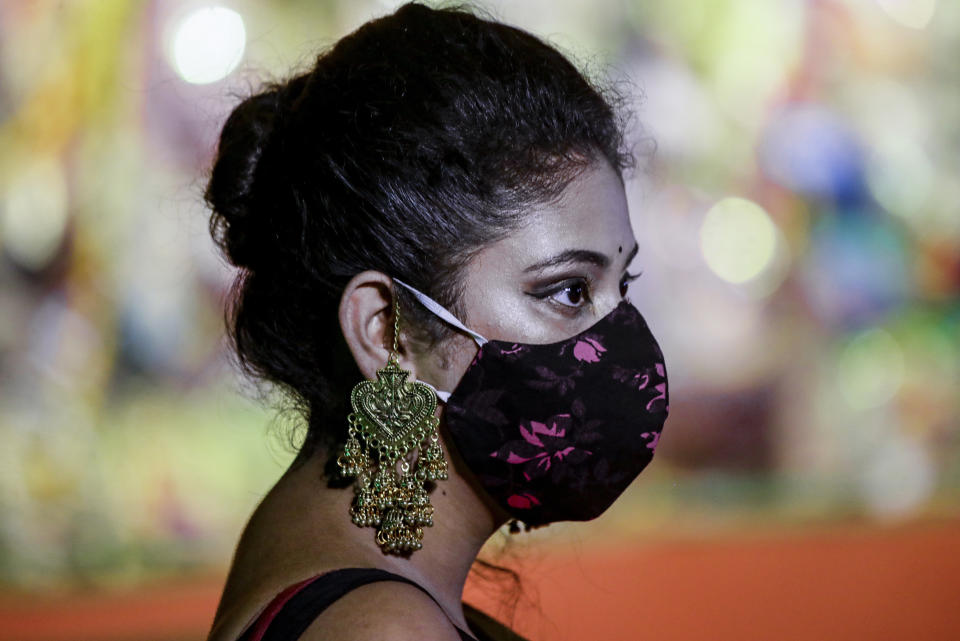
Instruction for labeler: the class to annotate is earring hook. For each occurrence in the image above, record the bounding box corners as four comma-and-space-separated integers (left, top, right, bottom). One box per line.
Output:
388, 294, 401, 364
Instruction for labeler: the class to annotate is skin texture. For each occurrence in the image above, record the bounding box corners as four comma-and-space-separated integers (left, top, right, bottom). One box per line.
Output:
206, 158, 640, 641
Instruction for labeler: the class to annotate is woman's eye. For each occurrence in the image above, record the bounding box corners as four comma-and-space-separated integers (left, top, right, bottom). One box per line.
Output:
620, 271, 642, 297
550, 282, 589, 308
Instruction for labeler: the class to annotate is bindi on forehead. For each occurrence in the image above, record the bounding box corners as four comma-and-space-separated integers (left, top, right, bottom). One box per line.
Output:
618, 245, 622, 253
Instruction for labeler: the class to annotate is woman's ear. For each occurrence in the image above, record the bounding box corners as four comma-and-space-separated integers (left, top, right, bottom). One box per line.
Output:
338, 270, 417, 381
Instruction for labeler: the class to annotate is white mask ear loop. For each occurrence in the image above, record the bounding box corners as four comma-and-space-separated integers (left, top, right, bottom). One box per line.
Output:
392, 277, 488, 403
422, 382, 452, 403
392, 278, 488, 347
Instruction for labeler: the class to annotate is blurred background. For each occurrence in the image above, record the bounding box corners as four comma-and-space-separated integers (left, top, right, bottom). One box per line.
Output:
0, 0, 958, 640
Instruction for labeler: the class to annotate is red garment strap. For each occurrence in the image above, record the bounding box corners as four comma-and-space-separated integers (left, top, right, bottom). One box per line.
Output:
240, 574, 321, 641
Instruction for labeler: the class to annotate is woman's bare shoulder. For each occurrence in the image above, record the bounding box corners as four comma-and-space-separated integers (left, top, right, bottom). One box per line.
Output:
298, 579, 465, 641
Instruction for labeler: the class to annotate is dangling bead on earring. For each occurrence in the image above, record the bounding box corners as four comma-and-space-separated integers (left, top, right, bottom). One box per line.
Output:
336, 292, 449, 554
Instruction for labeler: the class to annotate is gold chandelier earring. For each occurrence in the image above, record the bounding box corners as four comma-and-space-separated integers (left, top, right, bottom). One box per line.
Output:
337, 293, 449, 554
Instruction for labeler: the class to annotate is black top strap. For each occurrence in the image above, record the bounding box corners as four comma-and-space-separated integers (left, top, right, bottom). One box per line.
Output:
238, 567, 481, 641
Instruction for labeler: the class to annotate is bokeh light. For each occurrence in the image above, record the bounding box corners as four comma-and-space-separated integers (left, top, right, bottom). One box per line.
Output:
865, 132, 934, 220
0, 157, 69, 271
169, 6, 246, 85
699, 197, 778, 285
759, 103, 865, 202
706, 0, 803, 129
860, 429, 936, 518
799, 215, 909, 326
875, 0, 938, 29
835, 327, 905, 410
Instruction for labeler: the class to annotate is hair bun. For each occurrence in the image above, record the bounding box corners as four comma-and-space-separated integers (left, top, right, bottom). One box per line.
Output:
205, 85, 285, 270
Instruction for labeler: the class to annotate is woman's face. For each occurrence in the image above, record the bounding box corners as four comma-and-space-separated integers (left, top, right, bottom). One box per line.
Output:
418, 158, 640, 391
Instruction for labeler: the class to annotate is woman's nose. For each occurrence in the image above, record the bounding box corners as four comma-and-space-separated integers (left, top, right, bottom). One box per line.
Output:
591, 288, 625, 321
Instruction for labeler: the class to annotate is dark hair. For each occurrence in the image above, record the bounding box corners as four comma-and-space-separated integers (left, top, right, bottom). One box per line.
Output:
204, 1, 636, 467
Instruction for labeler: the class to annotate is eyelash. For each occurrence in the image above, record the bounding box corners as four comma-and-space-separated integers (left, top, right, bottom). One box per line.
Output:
533, 271, 642, 311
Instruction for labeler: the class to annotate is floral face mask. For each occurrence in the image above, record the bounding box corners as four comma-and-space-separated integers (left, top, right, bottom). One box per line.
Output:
393, 278, 670, 526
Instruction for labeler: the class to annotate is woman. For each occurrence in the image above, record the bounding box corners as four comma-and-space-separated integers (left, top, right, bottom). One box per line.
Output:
203, 3, 669, 640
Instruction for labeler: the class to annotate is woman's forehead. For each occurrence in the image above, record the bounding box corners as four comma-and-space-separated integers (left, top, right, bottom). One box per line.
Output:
483, 162, 634, 271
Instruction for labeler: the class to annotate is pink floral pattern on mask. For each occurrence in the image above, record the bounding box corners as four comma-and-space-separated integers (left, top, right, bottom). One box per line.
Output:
640, 431, 660, 451
489, 414, 594, 482
572, 337, 606, 362
506, 492, 541, 509
611, 362, 668, 413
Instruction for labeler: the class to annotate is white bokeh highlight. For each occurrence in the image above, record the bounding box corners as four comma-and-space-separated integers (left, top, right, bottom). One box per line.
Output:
170, 6, 246, 85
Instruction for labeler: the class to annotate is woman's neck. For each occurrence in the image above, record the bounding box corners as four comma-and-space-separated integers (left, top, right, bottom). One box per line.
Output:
231, 443, 504, 632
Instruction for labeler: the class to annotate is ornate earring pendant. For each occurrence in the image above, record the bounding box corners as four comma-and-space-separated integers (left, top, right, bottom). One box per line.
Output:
336, 294, 449, 554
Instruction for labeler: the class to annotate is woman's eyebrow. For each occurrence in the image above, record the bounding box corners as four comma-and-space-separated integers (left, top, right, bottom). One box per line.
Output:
523, 242, 639, 273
